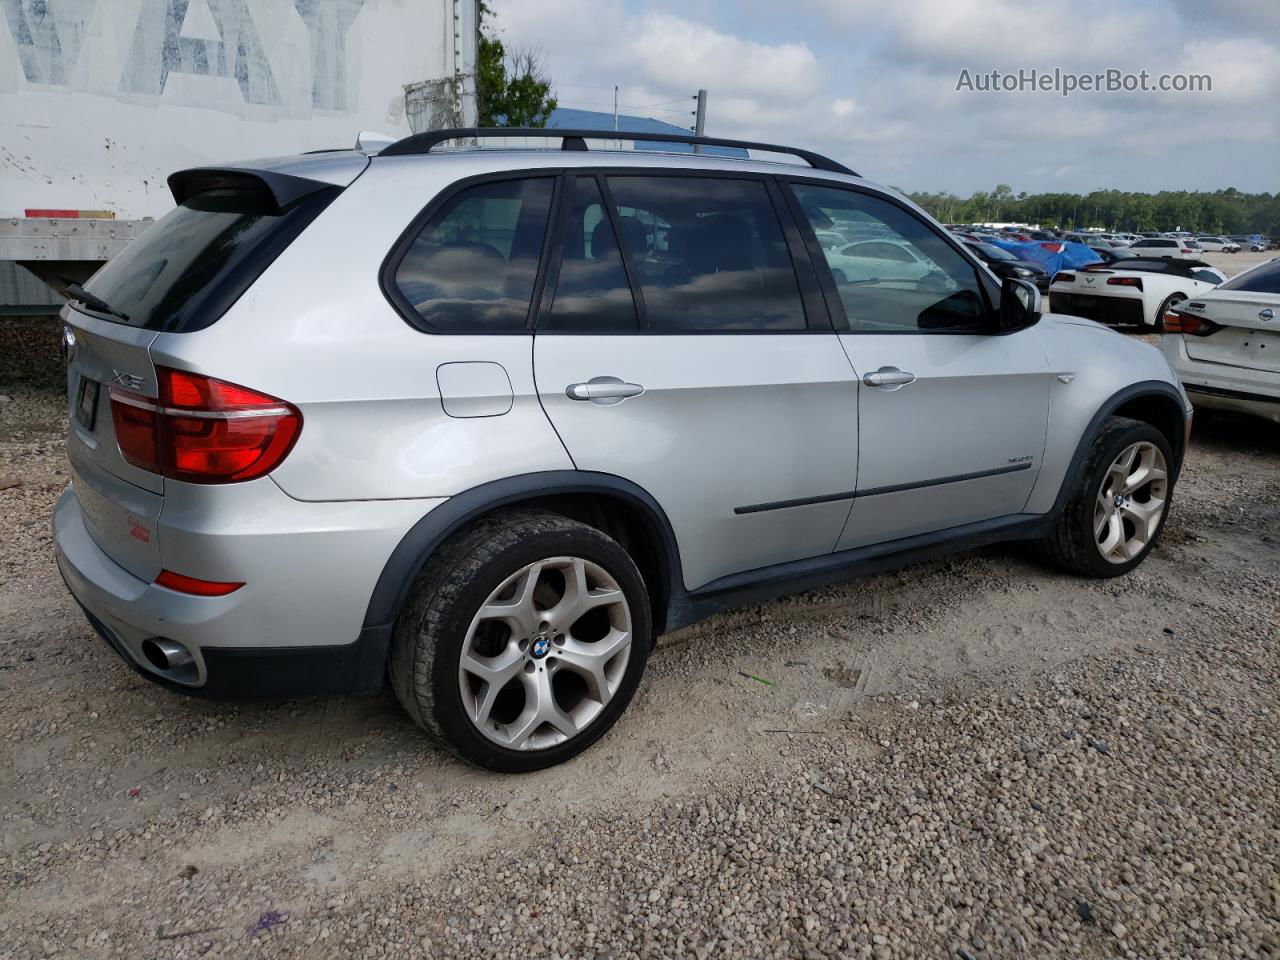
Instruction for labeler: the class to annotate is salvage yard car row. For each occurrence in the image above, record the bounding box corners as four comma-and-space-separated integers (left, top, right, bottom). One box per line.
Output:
1047, 255, 1280, 424
945, 224, 1279, 427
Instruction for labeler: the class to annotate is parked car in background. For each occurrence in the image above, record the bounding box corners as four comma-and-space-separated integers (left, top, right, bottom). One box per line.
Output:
1051, 258, 1226, 329
814, 230, 846, 251
51, 127, 1192, 771
1099, 234, 1132, 247
1162, 257, 1280, 423
1128, 237, 1201, 260
963, 240, 1050, 291
1226, 236, 1262, 252
1194, 237, 1238, 253
1062, 232, 1117, 252
1092, 247, 1141, 266
824, 238, 938, 285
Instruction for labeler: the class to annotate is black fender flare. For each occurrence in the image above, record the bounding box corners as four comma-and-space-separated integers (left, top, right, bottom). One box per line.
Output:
362, 471, 685, 633
1049, 380, 1188, 515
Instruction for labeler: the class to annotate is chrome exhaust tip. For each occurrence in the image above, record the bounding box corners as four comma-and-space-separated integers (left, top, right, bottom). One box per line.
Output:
141, 638, 195, 672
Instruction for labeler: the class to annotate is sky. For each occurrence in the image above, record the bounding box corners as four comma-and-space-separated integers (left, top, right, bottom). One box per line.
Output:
486, 0, 1279, 197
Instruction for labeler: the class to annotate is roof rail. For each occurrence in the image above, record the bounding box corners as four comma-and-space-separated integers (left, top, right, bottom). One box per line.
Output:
378, 127, 857, 176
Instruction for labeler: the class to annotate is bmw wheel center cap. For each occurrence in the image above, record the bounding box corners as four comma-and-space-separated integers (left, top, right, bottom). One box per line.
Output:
531, 635, 551, 659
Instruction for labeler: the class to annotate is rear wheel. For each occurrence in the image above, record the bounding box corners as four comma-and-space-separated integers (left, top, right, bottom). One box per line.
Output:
1153, 292, 1186, 332
1037, 417, 1173, 577
389, 510, 651, 772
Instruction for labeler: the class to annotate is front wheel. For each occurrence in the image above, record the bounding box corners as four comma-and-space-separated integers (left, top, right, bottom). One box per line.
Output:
389, 510, 651, 772
1037, 417, 1174, 577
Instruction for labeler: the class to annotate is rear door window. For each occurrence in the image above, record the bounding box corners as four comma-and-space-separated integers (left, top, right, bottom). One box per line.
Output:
83, 187, 337, 333
391, 177, 554, 332
603, 175, 808, 332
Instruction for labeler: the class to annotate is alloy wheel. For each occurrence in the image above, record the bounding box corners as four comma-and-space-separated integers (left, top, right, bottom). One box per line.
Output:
1094, 441, 1168, 564
458, 556, 633, 751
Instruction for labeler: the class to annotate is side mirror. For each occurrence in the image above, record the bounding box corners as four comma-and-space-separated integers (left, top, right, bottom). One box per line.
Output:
998, 277, 1041, 332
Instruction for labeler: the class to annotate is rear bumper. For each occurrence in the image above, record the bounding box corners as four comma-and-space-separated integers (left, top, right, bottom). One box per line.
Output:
67, 589, 392, 700
1050, 291, 1146, 326
53, 484, 437, 698
1160, 335, 1280, 424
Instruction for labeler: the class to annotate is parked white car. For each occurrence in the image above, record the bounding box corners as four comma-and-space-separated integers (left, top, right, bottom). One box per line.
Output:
1162, 258, 1280, 423
824, 238, 937, 285
814, 230, 846, 251
1050, 258, 1227, 329
1194, 236, 1238, 253
1128, 237, 1201, 260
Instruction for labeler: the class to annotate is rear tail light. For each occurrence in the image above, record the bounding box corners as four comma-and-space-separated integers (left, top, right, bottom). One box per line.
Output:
109, 368, 301, 483
1106, 276, 1143, 289
154, 569, 244, 596
1181, 248, 1194, 254
1163, 310, 1221, 336
1054, 272, 1075, 283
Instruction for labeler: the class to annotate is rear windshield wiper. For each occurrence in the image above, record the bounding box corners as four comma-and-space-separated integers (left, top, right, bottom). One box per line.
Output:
62, 279, 130, 322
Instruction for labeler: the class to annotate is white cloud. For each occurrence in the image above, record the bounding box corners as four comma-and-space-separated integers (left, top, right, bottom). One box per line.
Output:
486, 0, 1280, 194
621, 13, 820, 101
1178, 37, 1280, 103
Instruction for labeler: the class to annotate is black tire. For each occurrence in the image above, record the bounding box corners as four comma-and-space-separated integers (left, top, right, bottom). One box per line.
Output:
1037, 417, 1174, 578
1153, 292, 1186, 332
388, 510, 651, 772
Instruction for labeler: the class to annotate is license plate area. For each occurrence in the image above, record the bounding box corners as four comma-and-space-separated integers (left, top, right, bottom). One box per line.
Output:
1242, 331, 1279, 367
75, 377, 100, 432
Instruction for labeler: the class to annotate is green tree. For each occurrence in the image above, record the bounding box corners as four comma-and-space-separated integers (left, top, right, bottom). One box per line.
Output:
905, 185, 1276, 235
476, 4, 557, 127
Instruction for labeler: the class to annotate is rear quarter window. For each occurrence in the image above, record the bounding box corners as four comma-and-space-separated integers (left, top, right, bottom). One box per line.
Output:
389, 177, 554, 332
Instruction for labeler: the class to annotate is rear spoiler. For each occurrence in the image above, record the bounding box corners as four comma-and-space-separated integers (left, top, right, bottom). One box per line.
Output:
167, 167, 336, 213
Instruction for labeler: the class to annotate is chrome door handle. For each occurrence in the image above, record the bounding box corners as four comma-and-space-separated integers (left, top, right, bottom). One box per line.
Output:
862, 366, 916, 390
566, 376, 645, 405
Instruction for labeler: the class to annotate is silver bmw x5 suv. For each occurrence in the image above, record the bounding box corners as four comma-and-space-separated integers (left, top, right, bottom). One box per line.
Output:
53, 129, 1191, 771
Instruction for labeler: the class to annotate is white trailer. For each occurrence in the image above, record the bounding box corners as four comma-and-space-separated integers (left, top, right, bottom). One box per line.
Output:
0, 0, 477, 311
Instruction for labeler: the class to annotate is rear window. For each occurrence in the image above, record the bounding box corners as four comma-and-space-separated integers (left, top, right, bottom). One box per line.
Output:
83, 188, 337, 333
978, 243, 1018, 261
1218, 259, 1280, 294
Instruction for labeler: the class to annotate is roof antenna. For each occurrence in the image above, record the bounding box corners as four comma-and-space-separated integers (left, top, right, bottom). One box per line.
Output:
355, 131, 397, 154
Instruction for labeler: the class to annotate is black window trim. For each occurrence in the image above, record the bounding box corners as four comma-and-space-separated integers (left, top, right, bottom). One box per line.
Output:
596, 173, 648, 329
534, 166, 829, 336
778, 175, 1007, 336
536, 172, 645, 333
378, 167, 564, 335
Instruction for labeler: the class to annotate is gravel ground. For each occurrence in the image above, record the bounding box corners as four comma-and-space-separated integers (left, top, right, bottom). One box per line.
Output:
1, 312, 1277, 960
